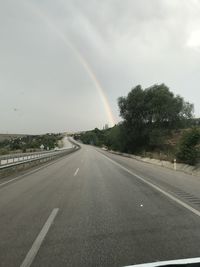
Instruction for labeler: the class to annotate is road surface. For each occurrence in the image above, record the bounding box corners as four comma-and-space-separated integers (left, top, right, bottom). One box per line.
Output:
0, 143, 200, 267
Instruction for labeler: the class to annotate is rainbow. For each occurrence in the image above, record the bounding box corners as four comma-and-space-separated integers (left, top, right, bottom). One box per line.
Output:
24, 2, 115, 127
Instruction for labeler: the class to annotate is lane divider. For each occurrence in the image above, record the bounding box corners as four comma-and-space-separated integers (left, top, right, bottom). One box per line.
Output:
74, 168, 79, 176
20, 208, 59, 267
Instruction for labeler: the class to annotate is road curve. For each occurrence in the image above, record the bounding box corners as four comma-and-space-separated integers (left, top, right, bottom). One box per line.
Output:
0, 144, 200, 267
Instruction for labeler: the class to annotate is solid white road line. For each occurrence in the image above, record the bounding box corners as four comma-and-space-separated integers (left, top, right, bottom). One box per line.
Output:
74, 168, 79, 176
124, 257, 200, 267
100, 152, 200, 218
20, 208, 59, 267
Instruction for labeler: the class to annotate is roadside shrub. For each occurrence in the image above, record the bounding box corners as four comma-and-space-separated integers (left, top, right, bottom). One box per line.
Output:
176, 127, 200, 165
0, 148, 9, 155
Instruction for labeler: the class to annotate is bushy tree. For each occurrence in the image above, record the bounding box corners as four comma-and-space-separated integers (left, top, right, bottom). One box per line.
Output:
104, 124, 127, 152
118, 84, 194, 152
176, 128, 200, 165
80, 128, 105, 146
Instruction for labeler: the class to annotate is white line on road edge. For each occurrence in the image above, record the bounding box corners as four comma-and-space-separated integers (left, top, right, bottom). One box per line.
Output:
74, 168, 79, 176
20, 208, 59, 267
100, 153, 200, 218
124, 257, 200, 267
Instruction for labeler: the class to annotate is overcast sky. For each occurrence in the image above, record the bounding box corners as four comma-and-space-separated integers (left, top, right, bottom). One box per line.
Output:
0, 0, 200, 134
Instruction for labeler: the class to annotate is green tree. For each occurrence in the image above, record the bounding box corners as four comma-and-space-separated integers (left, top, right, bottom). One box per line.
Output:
176, 128, 200, 165
104, 124, 127, 152
118, 84, 194, 152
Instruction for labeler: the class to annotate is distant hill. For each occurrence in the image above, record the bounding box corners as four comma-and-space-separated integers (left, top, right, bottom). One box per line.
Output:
0, 134, 28, 142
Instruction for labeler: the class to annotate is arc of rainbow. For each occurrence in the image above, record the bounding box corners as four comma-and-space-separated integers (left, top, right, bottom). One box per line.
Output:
24, 2, 115, 127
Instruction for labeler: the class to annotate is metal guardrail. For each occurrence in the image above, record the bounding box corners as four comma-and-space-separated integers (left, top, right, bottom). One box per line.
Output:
0, 146, 78, 170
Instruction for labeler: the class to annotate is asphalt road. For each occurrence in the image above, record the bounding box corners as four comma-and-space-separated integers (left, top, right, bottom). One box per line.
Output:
0, 143, 200, 267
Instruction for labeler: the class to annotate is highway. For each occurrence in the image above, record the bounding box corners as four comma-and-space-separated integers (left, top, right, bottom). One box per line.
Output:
0, 143, 200, 267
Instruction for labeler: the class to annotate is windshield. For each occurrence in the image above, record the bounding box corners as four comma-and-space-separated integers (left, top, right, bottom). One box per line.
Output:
0, 1, 200, 267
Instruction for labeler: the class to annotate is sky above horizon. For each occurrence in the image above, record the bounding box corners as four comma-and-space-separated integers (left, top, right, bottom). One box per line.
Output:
0, 0, 200, 134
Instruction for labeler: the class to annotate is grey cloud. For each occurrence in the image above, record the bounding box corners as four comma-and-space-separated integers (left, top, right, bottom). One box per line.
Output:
0, 0, 200, 134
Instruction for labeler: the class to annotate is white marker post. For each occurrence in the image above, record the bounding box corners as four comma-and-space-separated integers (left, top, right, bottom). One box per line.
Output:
174, 158, 177, 171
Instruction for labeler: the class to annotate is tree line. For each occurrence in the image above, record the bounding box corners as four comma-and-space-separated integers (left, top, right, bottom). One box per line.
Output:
0, 133, 63, 154
75, 84, 200, 165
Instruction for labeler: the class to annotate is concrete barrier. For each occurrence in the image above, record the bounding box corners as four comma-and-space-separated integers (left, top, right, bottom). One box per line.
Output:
107, 150, 200, 177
